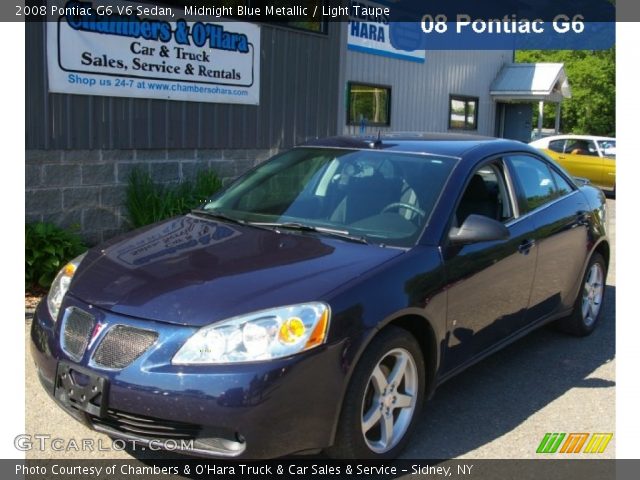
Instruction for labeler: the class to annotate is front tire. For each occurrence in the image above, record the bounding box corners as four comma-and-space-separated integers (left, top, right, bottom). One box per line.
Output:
557, 252, 607, 336
327, 326, 425, 459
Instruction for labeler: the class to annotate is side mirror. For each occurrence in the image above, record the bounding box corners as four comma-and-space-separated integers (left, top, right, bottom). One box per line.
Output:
449, 214, 510, 245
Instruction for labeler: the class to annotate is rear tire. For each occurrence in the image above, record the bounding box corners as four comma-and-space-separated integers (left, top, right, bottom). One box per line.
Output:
327, 326, 425, 459
557, 252, 607, 336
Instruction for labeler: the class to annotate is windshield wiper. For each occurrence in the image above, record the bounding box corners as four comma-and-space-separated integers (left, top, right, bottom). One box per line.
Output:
191, 209, 277, 232
191, 209, 290, 233
191, 208, 248, 225
250, 222, 369, 244
191, 212, 369, 244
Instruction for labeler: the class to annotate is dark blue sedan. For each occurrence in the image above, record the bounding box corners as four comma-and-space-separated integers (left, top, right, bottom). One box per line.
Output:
31, 133, 609, 459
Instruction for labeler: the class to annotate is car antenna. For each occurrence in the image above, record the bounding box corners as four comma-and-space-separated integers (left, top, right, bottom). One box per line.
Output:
369, 130, 383, 149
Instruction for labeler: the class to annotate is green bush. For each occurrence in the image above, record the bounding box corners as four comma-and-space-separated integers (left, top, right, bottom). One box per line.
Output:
125, 167, 223, 228
25, 223, 86, 289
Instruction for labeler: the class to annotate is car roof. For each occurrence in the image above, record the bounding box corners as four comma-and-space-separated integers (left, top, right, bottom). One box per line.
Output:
299, 132, 526, 158
533, 134, 616, 143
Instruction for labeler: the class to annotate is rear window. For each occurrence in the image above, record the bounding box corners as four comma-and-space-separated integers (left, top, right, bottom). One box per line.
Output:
508, 156, 568, 212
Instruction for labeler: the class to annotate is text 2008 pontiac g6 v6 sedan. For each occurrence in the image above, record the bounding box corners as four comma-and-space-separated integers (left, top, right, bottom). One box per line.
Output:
31, 133, 608, 459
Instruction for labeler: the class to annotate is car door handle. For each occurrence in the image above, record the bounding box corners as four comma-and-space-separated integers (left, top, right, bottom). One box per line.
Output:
558, 156, 567, 160
518, 239, 536, 254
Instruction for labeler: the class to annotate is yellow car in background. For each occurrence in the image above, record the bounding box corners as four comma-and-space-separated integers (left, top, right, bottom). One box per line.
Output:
529, 135, 616, 194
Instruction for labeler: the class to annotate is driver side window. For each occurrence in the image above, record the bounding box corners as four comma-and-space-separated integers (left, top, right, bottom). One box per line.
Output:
565, 139, 598, 156
456, 161, 514, 226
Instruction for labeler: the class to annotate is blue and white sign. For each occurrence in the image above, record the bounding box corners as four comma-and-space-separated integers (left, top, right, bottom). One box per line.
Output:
47, 0, 261, 104
348, 0, 425, 63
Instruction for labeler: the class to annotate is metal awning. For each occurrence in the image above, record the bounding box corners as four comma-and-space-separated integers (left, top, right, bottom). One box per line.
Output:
490, 63, 571, 103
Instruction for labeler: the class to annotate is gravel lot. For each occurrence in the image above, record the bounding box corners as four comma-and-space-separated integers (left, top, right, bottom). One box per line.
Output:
24, 199, 615, 460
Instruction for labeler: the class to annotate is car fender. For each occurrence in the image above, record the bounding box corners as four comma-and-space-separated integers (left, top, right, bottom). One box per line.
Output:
564, 186, 609, 308
320, 247, 447, 444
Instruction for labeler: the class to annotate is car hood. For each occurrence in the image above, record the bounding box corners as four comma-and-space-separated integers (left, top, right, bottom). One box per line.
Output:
69, 214, 403, 327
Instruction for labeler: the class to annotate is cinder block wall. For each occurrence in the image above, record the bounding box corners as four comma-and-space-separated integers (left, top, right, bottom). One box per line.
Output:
25, 148, 278, 245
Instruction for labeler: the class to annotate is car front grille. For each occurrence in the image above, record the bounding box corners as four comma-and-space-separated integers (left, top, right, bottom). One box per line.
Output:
91, 409, 202, 440
92, 325, 158, 369
61, 308, 96, 361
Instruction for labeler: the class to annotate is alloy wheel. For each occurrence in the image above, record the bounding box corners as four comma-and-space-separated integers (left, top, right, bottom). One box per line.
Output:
360, 348, 418, 453
581, 262, 604, 327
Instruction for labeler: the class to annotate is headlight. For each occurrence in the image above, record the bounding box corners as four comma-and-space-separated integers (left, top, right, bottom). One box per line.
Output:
47, 253, 86, 321
172, 303, 330, 365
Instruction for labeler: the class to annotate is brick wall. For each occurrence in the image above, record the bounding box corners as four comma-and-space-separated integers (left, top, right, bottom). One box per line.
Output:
25, 148, 279, 245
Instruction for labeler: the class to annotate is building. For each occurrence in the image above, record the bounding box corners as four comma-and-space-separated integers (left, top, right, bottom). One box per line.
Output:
25, 1, 570, 243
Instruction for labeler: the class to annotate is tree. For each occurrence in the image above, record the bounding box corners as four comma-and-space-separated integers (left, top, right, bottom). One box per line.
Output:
515, 49, 615, 136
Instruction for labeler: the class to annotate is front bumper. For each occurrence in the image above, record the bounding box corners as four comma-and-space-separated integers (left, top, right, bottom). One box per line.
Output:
30, 296, 347, 459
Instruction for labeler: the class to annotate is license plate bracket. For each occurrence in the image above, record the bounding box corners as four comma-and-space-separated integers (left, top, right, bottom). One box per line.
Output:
54, 362, 109, 418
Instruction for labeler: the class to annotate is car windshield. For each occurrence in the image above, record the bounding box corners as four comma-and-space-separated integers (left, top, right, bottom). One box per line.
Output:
202, 147, 456, 247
